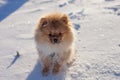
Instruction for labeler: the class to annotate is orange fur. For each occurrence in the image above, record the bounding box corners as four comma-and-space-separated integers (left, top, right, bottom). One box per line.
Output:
35, 13, 75, 75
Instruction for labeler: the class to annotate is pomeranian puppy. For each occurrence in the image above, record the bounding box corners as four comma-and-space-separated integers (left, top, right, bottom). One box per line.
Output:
35, 13, 75, 75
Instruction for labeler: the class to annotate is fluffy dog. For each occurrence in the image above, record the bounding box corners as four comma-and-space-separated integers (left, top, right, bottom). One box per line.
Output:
35, 13, 75, 75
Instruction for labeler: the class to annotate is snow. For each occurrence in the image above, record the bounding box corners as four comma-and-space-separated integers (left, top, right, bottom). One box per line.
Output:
0, 0, 120, 80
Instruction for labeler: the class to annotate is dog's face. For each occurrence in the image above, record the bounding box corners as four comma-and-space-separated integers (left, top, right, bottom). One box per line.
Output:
36, 13, 70, 44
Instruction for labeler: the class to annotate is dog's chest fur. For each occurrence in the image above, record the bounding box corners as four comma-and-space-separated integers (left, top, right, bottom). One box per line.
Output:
36, 42, 69, 56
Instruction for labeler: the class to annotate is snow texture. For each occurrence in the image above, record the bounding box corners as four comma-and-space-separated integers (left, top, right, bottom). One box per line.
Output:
0, 0, 120, 80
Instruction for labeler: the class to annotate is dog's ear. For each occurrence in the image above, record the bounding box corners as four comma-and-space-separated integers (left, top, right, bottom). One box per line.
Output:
40, 17, 48, 28
61, 14, 68, 24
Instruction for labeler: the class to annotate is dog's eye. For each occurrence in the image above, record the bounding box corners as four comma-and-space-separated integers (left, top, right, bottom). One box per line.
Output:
59, 33, 62, 36
42, 21, 47, 27
49, 34, 52, 37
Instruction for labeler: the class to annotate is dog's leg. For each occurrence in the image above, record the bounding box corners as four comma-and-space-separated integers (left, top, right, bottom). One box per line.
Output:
52, 62, 61, 74
41, 57, 52, 76
52, 51, 70, 74
52, 48, 74, 74
67, 48, 74, 65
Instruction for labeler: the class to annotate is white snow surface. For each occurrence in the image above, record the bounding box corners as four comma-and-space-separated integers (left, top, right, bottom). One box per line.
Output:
0, 0, 120, 80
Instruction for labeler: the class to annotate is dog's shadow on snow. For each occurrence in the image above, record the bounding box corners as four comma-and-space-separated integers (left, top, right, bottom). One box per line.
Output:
26, 61, 67, 80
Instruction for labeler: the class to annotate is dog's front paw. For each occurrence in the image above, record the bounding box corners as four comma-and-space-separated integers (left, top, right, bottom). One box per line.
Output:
52, 63, 61, 74
42, 67, 49, 76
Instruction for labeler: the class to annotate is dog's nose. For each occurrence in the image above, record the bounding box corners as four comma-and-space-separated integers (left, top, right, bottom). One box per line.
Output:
54, 39, 58, 43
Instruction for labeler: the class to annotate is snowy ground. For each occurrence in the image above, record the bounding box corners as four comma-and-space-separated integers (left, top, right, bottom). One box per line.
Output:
0, 0, 120, 80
